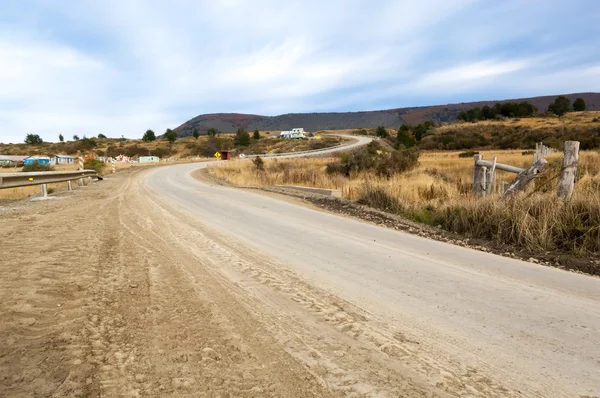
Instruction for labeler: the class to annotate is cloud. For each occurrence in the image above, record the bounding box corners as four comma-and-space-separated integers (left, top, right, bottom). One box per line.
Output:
0, 0, 599, 143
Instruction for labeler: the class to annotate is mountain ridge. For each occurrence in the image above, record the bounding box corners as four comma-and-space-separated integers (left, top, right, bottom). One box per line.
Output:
174, 92, 600, 136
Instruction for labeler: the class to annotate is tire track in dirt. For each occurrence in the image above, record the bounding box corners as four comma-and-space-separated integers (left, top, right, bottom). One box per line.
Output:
138, 172, 515, 397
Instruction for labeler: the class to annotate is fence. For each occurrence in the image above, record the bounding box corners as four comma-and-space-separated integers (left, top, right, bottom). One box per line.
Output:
473, 141, 579, 199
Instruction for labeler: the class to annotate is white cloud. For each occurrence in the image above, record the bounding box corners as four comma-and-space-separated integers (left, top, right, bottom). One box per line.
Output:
0, 0, 599, 143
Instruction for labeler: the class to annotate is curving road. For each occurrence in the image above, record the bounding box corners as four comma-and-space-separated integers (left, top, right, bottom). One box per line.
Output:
139, 141, 600, 397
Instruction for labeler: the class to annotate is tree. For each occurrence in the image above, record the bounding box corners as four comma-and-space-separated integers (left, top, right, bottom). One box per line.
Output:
192, 128, 200, 140
98, 133, 107, 139
396, 126, 415, 148
143, 129, 156, 142
253, 129, 260, 140
375, 126, 389, 138
548, 96, 571, 116
59, 134, 64, 142
164, 129, 177, 144
207, 128, 217, 137
234, 128, 250, 147
24, 134, 43, 145
573, 97, 586, 112
73, 135, 80, 141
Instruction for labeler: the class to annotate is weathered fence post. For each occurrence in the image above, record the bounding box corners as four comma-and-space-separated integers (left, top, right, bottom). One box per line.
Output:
67, 180, 72, 192
504, 158, 548, 196
557, 141, 580, 200
473, 154, 485, 196
41, 183, 48, 198
486, 156, 497, 195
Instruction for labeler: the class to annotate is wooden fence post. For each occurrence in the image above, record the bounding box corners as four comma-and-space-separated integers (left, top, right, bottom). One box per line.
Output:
486, 156, 497, 195
557, 141, 580, 200
473, 154, 485, 196
504, 158, 548, 196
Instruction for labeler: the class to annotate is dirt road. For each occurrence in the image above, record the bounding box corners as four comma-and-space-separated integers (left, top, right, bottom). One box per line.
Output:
1, 161, 599, 397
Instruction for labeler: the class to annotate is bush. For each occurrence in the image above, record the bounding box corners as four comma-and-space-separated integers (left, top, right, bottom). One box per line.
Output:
22, 163, 54, 172
458, 151, 479, 158
84, 159, 105, 175
253, 156, 264, 170
375, 126, 389, 138
331, 141, 419, 178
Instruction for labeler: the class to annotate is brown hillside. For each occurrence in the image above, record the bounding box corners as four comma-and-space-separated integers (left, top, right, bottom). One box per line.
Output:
175, 93, 600, 137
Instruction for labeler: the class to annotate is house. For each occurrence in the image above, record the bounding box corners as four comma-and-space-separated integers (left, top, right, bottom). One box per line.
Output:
0, 155, 28, 166
219, 151, 232, 160
279, 128, 307, 139
115, 154, 130, 162
24, 156, 51, 165
52, 155, 75, 165
139, 156, 160, 163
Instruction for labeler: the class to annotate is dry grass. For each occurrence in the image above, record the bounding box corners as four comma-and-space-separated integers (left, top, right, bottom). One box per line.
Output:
209, 149, 600, 255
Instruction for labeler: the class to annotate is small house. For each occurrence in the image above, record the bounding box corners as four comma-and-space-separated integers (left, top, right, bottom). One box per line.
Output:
139, 156, 160, 163
24, 156, 51, 165
52, 154, 75, 165
0, 155, 28, 167
220, 151, 232, 160
279, 128, 307, 139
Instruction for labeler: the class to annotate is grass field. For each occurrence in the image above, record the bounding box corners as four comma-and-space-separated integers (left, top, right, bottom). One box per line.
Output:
209, 148, 600, 256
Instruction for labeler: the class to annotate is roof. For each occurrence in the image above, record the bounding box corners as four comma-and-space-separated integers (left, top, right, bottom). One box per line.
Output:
0, 155, 28, 161
25, 156, 50, 160
55, 154, 74, 159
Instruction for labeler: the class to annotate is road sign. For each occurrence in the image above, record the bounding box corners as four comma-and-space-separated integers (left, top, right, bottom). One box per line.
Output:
269, 150, 273, 154
214, 152, 221, 158
316, 135, 321, 140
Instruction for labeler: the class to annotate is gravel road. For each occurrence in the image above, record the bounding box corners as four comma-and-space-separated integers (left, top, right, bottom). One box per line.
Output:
1, 138, 598, 396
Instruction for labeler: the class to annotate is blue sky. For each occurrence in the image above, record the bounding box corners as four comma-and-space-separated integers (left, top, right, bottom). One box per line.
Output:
1, 0, 599, 143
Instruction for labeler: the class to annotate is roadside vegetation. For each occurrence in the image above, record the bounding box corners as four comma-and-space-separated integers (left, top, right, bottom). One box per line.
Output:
209, 138, 600, 257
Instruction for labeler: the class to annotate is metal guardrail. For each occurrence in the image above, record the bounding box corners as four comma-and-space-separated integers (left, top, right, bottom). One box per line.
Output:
0, 170, 98, 189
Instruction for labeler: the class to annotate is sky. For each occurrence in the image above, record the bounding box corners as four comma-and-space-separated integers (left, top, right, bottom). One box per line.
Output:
1, 0, 599, 143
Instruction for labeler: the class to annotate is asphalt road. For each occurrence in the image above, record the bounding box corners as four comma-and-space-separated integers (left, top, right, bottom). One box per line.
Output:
143, 143, 600, 397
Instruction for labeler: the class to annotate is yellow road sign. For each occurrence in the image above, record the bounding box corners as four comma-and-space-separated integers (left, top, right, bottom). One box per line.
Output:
316, 135, 321, 140
269, 150, 273, 154
214, 152, 221, 158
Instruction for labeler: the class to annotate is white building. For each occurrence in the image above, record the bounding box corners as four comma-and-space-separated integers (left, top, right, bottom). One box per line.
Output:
279, 128, 307, 139
52, 154, 75, 165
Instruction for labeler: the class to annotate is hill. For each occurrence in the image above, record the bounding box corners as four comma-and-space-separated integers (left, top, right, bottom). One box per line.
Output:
174, 93, 600, 137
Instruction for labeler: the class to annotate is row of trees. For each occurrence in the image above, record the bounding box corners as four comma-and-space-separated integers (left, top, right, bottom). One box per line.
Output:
457, 101, 537, 122
457, 96, 588, 122
547, 96, 586, 116
24, 132, 108, 145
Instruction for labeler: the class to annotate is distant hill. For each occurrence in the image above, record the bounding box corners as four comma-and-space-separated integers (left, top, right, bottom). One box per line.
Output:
174, 93, 600, 137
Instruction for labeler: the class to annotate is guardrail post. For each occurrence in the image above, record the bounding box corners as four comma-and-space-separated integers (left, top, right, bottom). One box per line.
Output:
67, 181, 72, 192
41, 184, 48, 198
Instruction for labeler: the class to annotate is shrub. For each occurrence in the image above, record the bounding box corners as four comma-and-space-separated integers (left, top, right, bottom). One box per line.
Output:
375, 126, 389, 138
253, 156, 264, 170
458, 151, 479, 158
22, 163, 54, 172
84, 159, 105, 175
331, 141, 419, 178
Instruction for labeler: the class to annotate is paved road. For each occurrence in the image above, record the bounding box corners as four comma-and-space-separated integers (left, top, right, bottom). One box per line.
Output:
143, 149, 600, 397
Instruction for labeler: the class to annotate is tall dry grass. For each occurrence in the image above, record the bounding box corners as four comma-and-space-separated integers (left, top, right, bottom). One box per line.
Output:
209, 150, 600, 255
